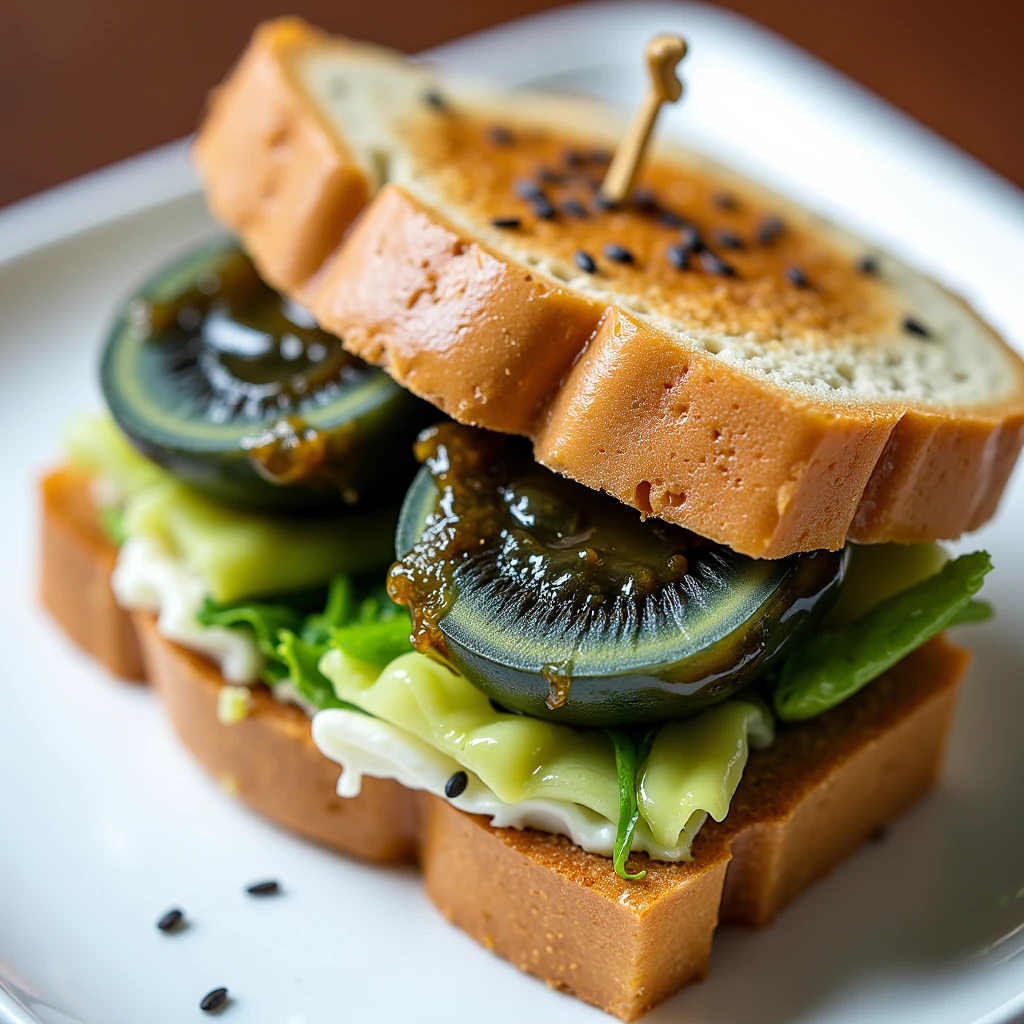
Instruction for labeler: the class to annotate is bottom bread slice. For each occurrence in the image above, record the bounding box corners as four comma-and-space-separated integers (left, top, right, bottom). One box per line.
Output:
39, 467, 968, 1019
40, 467, 144, 680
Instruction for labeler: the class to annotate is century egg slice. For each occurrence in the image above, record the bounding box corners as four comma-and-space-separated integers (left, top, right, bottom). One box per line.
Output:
101, 243, 430, 509
390, 424, 846, 726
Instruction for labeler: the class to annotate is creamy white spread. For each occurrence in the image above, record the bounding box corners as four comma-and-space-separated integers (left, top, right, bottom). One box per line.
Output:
312, 708, 705, 860
112, 535, 263, 684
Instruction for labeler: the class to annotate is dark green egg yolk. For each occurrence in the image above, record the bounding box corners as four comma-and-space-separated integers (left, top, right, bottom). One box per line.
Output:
139, 249, 361, 425
390, 423, 847, 726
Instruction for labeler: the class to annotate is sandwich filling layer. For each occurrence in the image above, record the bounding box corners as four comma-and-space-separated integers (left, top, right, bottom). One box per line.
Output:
313, 650, 774, 861
63, 231, 995, 876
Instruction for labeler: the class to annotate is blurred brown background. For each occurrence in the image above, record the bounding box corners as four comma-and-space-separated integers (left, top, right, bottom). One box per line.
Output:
3, 0, 1022, 208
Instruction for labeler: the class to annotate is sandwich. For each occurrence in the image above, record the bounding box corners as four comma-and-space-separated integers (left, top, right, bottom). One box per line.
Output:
39, 17, 1024, 1020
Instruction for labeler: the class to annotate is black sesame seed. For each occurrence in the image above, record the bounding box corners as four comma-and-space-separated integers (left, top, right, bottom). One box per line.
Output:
574, 250, 597, 274
657, 208, 686, 228
488, 125, 514, 146
563, 147, 585, 168
666, 244, 690, 270
560, 200, 588, 219
714, 229, 744, 250
531, 196, 556, 220
157, 908, 184, 932
679, 224, 703, 252
246, 880, 280, 896
786, 265, 809, 288
713, 191, 738, 211
756, 215, 785, 245
588, 147, 612, 164
490, 216, 522, 229
200, 988, 229, 1014
902, 316, 931, 338
632, 187, 657, 211
423, 90, 447, 111
513, 179, 545, 200
445, 771, 469, 799
699, 250, 736, 276
594, 194, 620, 211
537, 167, 564, 185
603, 243, 634, 265
857, 255, 880, 276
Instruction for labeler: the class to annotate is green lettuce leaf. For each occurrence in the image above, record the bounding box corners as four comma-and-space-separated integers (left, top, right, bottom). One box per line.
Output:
198, 575, 412, 708
774, 551, 993, 721
301, 577, 356, 647
331, 614, 414, 670
607, 727, 657, 881
196, 598, 304, 685
277, 630, 361, 712
98, 505, 127, 546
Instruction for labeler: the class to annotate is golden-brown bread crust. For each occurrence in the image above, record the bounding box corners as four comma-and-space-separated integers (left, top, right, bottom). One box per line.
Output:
313, 187, 1024, 556
192, 20, 1024, 557
39, 467, 968, 1018
134, 612, 420, 861
423, 637, 965, 1019
421, 799, 731, 1020
193, 18, 371, 292
39, 467, 144, 680
39, 468, 418, 860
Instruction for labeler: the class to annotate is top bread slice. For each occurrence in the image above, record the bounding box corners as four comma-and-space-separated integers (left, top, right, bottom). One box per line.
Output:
193, 18, 1024, 558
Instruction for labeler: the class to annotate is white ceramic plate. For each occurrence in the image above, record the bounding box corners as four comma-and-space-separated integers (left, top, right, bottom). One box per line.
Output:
2, 4, 1023, 1022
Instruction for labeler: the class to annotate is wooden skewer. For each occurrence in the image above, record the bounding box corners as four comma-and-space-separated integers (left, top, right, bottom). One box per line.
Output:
601, 34, 688, 206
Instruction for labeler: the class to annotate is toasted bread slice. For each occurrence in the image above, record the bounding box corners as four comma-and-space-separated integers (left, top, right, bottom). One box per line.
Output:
134, 611, 420, 860
192, 19, 1024, 558
39, 465, 967, 1017
39, 467, 415, 857
40, 467, 144, 680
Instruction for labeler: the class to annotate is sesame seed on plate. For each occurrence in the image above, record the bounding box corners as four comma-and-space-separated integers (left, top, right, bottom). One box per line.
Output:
246, 880, 281, 896
560, 200, 588, 219
423, 90, 447, 111
490, 216, 522, 229
857, 255, 880, 275
200, 988, 229, 1014
445, 771, 469, 799
594, 194, 619, 212
713, 191, 738, 210
156, 908, 184, 933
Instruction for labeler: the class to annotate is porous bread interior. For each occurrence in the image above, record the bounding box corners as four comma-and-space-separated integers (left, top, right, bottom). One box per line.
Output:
295, 49, 1020, 414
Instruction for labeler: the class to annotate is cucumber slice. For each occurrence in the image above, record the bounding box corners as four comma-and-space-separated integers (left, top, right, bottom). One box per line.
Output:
101, 242, 430, 510
391, 424, 847, 726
